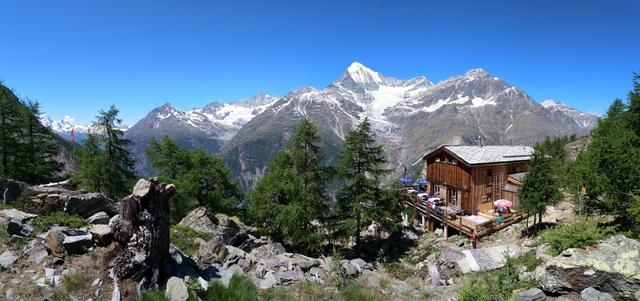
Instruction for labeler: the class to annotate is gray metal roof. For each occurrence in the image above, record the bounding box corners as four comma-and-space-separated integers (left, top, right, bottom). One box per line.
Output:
508, 172, 528, 181
443, 145, 534, 165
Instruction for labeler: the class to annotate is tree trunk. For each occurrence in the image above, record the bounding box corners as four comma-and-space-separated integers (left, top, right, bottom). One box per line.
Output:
104, 178, 176, 288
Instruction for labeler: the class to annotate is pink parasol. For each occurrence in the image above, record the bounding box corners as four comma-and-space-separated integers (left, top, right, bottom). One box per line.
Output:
493, 199, 513, 208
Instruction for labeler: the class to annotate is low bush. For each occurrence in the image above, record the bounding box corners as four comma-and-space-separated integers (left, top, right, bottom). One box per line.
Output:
32, 212, 88, 233
170, 225, 213, 255
62, 269, 89, 293
510, 251, 542, 271
204, 273, 258, 301
534, 219, 614, 256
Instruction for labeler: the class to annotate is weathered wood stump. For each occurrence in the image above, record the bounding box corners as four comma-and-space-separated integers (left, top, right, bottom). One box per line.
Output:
103, 177, 177, 287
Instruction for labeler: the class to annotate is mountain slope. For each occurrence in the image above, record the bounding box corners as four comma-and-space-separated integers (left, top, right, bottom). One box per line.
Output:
125, 93, 278, 175
541, 99, 600, 129
222, 63, 595, 188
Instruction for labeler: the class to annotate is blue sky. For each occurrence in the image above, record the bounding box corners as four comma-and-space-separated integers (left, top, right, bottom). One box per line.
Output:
0, 0, 638, 125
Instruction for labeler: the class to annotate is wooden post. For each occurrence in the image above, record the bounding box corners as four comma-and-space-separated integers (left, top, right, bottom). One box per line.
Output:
444, 222, 449, 240
421, 214, 426, 231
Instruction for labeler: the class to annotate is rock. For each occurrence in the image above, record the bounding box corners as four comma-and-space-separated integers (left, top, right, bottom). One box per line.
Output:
515, 287, 546, 301
457, 244, 521, 273
281, 253, 319, 272
178, 207, 215, 233
308, 266, 327, 282
224, 245, 247, 267
275, 269, 305, 284
350, 258, 373, 272
581, 287, 614, 301
340, 260, 359, 278
24, 239, 48, 264
179, 207, 255, 247
402, 228, 419, 240
8, 218, 34, 236
37, 283, 53, 298
537, 235, 640, 300
194, 239, 228, 268
165, 277, 189, 301
87, 212, 110, 224
5, 288, 16, 300
434, 228, 444, 236
0, 250, 17, 269
62, 233, 94, 254
260, 271, 278, 289
62, 268, 77, 277
63, 192, 118, 218
47, 228, 66, 257
220, 264, 245, 286
90, 224, 112, 246
0, 208, 37, 223
92, 277, 101, 286
132, 179, 153, 199
456, 239, 466, 247
249, 242, 286, 260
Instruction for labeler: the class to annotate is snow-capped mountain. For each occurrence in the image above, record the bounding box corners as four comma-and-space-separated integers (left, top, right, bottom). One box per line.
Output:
124, 93, 279, 175
38, 115, 90, 134
39, 115, 130, 144
541, 99, 600, 129
221, 63, 595, 187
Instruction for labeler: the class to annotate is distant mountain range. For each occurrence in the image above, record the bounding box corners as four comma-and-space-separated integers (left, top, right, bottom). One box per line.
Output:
43, 63, 600, 187
38, 115, 130, 144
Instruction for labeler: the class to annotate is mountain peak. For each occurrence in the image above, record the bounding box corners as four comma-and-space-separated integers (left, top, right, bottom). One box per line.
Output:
465, 68, 489, 77
541, 99, 559, 107
343, 61, 384, 85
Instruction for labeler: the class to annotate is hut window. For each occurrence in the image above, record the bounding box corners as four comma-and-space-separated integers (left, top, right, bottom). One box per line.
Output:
487, 169, 493, 177
451, 159, 457, 165
511, 167, 518, 173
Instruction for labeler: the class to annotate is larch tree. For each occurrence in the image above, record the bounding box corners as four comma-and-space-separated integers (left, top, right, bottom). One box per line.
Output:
518, 145, 562, 229
335, 118, 394, 253
250, 119, 331, 253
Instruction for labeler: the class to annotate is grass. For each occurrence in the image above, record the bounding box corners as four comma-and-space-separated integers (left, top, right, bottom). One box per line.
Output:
340, 280, 388, 301
32, 212, 89, 233
384, 262, 414, 280
457, 255, 539, 301
534, 219, 614, 256
170, 225, 213, 255
140, 290, 168, 301
259, 287, 298, 301
50, 288, 72, 301
62, 269, 89, 293
510, 251, 542, 271
204, 273, 258, 301
0, 203, 10, 210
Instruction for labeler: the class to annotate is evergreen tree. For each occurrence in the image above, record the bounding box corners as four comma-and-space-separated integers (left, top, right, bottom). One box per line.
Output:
16, 100, 63, 183
334, 118, 395, 252
250, 119, 331, 252
518, 144, 562, 228
145, 136, 241, 223
93, 105, 135, 198
0, 84, 21, 178
73, 134, 107, 193
145, 136, 191, 180
74, 106, 134, 199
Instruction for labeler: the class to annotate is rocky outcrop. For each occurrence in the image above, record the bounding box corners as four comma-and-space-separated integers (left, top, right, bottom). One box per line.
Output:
536, 235, 640, 300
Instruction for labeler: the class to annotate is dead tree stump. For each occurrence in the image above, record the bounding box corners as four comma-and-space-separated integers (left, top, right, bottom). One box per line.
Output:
104, 177, 176, 287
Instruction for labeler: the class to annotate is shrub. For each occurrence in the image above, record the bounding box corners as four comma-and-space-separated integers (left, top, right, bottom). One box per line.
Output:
534, 220, 614, 256
204, 273, 258, 301
32, 212, 88, 233
458, 256, 538, 301
170, 225, 213, 255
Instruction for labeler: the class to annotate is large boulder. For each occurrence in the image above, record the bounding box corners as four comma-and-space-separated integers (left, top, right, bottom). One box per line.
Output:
63, 193, 118, 218
87, 211, 110, 224
89, 224, 112, 246
46, 228, 67, 257
0, 178, 30, 204
178, 207, 255, 247
536, 235, 640, 300
0, 208, 37, 224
